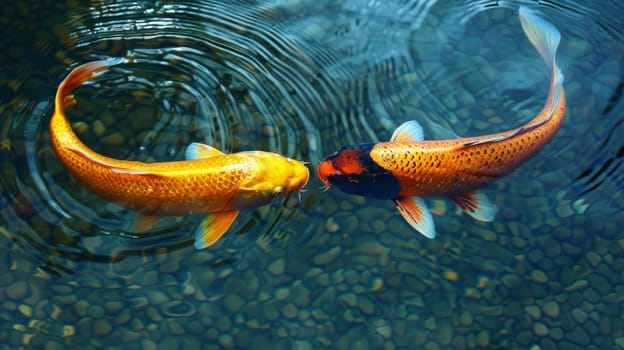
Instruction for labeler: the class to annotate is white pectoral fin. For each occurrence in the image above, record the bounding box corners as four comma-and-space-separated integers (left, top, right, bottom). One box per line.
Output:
450, 190, 495, 222
393, 196, 436, 239
194, 211, 239, 249
390, 121, 425, 142
185, 142, 224, 160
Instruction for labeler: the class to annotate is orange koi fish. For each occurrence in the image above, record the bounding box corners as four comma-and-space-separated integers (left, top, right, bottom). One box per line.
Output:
51, 60, 309, 248
317, 6, 565, 238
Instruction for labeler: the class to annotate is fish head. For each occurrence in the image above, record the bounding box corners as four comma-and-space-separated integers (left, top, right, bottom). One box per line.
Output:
232, 151, 310, 208
317, 143, 399, 199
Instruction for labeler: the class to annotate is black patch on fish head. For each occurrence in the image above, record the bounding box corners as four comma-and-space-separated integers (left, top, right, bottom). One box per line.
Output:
320, 143, 401, 199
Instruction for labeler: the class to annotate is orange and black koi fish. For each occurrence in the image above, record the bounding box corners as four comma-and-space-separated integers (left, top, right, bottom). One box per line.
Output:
317, 6, 565, 238
51, 60, 309, 248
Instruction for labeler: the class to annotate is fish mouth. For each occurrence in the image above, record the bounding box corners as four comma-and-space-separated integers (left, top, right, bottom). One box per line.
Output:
289, 160, 310, 193
316, 160, 335, 190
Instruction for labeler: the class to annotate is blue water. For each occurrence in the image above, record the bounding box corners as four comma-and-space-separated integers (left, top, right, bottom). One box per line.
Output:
0, 0, 623, 349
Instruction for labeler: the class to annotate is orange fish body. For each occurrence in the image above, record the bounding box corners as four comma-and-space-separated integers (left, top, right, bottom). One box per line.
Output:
317, 6, 565, 238
51, 61, 309, 248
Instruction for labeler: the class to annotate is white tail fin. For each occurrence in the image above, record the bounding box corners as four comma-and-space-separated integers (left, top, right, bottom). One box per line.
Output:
519, 5, 564, 122
519, 6, 564, 88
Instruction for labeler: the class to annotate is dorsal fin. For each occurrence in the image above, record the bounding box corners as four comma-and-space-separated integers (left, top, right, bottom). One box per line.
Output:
390, 121, 424, 142
185, 142, 224, 160
66, 146, 169, 177
461, 120, 548, 148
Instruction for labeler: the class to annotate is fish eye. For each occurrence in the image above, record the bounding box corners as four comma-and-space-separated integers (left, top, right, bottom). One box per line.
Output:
272, 186, 285, 197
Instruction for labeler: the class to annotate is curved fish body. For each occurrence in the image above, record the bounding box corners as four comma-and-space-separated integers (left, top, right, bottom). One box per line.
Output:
317, 6, 565, 238
51, 60, 309, 248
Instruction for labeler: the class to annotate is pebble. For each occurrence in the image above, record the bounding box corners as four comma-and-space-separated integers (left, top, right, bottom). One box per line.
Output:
100, 132, 125, 146
344, 269, 358, 285
160, 300, 194, 318
511, 236, 526, 248
6, 281, 28, 300
224, 294, 245, 313
218, 334, 234, 349
585, 251, 602, 267
358, 295, 375, 315
146, 306, 162, 322
88, 305, 106, 318
312, 246, 341, 265
587, 274, 610, 294
429, 295, 452, 317
267, 258, 285, 275
18, 304, 32, 317
571, 308, 588, 324
501, 274, 522, 288
375, 320, 392, 339
550, 327, 564, 340
555, 201, 574, 218
104, 301, 124, 314
93, 120, 106, 136
459, 311, 473, 326
424, 318, 437, 331
338, 293, 357, 307
531, 270, 548, 283
72, 121, 89, 134
516, 330, 533, 346
565, 279, 589, 292
542, 301, 560, 318
570, 326, 590, 346
261, 124, 278, 136
141, 339, 158, 350
281, 303, 298, 319
533, 322, 548, 337
525, 305, 541, 320
476, 330, 490, 347
562, 243, 583, 255
93, 319, 112, 337
325, 218, 339, 233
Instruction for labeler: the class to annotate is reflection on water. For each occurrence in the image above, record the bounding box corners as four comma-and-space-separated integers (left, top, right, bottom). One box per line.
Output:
1, 0, 623, 348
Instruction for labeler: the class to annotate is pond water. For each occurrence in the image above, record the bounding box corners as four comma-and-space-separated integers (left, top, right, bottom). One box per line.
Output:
1, 0, 623, 349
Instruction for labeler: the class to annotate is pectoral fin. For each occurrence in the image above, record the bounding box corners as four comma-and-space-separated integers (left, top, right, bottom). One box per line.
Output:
194, 211, 239, 249
450, 190, 495, 222
393, 196, 435, 239
132, 213, 163, 232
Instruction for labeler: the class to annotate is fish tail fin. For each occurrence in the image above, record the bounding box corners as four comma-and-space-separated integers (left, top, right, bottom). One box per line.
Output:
57, 61, 110, 99
51, 58, 125, 151
55, 58, 126, 107
519, 6, 564, 94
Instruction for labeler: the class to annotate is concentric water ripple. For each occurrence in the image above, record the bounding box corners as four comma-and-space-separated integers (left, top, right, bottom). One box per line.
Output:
2, 0, 347, 265
1, 0, 623, 268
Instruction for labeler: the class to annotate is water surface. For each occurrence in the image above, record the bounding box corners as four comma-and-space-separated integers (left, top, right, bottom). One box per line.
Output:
1, 0, 623, 349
